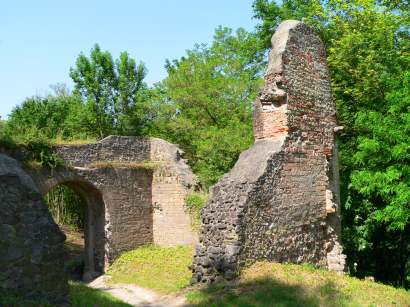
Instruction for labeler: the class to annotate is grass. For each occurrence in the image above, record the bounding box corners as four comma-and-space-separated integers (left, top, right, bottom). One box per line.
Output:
85, 160, 160, 170
107, 245, 194, 294
0, 291, 53, 307
3, 246, 408, 306
104, 245, 410, 306
186, 262, 410, 307
0, 282, 131, 307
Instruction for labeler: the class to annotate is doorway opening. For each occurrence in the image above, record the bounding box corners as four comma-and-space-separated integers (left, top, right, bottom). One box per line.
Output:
44, 181, 106, 281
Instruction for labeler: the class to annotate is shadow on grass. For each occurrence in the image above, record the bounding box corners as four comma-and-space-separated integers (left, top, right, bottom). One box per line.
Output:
0, 290, 53, 307
0, 283, 132, 307
186, 277, 350, 307
69, 281, 132, 307
62, 227, 85, 281
64, 240, 83, 257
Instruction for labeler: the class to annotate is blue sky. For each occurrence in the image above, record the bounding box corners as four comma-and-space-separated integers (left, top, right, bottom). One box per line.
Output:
0, 0, 258, 119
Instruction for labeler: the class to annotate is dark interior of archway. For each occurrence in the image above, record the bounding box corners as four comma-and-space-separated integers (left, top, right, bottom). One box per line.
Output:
44, 185, 86, 281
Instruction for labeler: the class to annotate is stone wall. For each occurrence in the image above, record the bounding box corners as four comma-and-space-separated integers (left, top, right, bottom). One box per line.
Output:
191, 20, 345, 284
150, 139, 198, 246
0, 154, 68, 304
24, 136, 198, 277
0, 135, 197, 302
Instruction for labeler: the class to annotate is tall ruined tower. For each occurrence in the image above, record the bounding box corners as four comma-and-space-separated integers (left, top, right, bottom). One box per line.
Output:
191, 20, 345, 283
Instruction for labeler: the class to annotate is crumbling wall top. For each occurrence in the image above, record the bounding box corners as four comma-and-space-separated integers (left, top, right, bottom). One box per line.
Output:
267, 20, 301, 75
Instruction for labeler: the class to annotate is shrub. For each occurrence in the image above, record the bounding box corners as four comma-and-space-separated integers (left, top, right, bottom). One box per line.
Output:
185, 192, 209, 231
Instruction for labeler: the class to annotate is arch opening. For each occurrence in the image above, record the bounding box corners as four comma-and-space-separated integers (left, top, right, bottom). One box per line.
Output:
44, 180, 106, 281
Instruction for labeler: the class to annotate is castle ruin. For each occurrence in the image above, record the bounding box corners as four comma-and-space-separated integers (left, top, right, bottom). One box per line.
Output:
0, 20, 347, 304
191, 20, 346, 283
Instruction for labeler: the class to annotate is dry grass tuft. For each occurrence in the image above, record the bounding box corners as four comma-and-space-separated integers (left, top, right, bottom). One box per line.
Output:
22, 159, 43, 170
85, 160, 160, 170
53, 136, 97, 146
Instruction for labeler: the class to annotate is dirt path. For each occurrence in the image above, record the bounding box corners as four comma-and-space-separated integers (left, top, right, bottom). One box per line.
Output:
88, 275, 187, 307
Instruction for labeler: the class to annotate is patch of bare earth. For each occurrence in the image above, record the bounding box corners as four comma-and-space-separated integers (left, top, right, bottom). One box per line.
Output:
88, 275, 186, 307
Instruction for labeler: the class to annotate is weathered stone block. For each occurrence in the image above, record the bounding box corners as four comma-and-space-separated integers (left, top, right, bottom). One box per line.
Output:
0, 154, 68, 304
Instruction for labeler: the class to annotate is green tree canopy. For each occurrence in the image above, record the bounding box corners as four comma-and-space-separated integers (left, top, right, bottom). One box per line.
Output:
5, 84, 80, 140
148, 27, 265, 186
70, 44, 148, 138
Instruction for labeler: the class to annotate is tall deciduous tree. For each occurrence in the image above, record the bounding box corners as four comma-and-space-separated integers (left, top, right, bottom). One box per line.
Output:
69, 44, 148, 138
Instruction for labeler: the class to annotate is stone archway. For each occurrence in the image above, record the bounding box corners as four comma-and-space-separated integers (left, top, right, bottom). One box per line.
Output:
45, 180, 106, 280
0, 136, 198, 304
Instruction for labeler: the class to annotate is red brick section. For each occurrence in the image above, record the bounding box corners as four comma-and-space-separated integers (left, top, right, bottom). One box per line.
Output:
254, 106, 288, 139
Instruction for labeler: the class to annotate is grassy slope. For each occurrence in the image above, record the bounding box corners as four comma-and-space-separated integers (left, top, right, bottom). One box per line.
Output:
187, 262, 410, 307
108, 245, 409, 306
3, 246, 409, 306
107, 245, 193, 294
